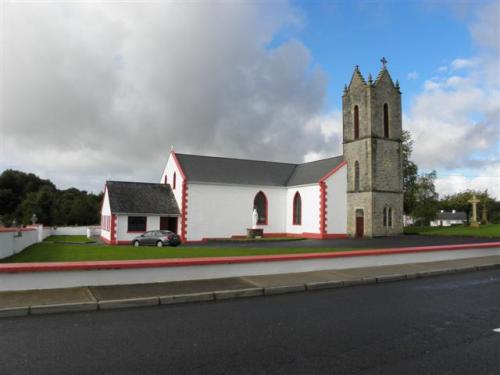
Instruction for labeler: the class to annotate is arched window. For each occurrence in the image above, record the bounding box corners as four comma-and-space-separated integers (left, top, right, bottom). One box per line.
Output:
388, 208, 393, 227
253, 191, 268, 225
354, 161, 360, 192
383, 207, 387, 227
354, 105, 360, 139
383, 103, 389, 138
173, 172, 177, 190
292, 192, 302, 225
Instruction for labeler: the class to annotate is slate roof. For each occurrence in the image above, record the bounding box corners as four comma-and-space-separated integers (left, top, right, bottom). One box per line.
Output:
106, 181, 180, 215
286, 156, 345, 186
436, 211, 466, 221
175, 153, 345, 187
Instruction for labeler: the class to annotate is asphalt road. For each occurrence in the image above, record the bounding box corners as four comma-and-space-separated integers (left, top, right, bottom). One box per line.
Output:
1, 270, 500, 375
186, 234, 500, 249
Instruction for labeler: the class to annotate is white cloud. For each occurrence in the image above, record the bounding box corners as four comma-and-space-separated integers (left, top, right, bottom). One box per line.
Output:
407, 71, 419, 80
0, 1, 334, 192
405, 1, 500, 200
451, 58, 476, 70
435, 164, 500, 200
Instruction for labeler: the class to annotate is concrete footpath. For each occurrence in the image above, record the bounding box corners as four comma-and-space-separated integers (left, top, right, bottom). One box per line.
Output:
1, 254, 500, 318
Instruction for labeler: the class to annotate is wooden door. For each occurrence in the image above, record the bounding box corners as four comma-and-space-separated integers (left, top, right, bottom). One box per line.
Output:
160, 217, 178, 233
355, 209, 364, 238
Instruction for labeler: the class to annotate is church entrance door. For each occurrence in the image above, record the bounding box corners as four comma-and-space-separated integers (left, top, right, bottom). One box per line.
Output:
355, 209, 364, 238
160, 216, 178, 234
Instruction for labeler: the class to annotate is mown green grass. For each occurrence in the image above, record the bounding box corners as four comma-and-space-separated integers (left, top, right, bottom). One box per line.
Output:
44, 235, 95, 243
1, 242, 361, 263
404, 224, 500, 238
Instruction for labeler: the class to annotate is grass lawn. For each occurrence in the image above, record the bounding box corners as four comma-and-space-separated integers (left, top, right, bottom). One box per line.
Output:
404, 224, 500, 238
1, 242, 362, 263
44, 235, 95, 244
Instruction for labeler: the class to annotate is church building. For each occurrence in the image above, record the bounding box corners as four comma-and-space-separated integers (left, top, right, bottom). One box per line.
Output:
100, 62, 404, 244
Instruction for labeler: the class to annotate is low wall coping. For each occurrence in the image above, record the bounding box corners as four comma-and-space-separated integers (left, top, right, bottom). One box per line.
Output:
1, 242, 499, 274
0, 228, 37, 233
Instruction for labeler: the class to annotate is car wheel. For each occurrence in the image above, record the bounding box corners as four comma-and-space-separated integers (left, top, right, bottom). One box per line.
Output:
133, 240, 140, 247
156, 241, 164, 248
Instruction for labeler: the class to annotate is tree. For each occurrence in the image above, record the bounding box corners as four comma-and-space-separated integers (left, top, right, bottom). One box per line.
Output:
402, 130, 419, 215
0, 169, 101, 226
440, 190, 495, 224
412, 171, 439, 225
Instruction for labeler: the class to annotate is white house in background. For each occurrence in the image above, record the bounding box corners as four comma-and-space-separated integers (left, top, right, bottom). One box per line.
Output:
100, 63, 405, 243
430, 210, 467, 227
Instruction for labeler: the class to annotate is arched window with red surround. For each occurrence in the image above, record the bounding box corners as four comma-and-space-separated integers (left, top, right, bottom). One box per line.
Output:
253, 191, 268, 225
383, 103, 389, 138
353, 105, 359, 139
292, 192, 302, 225
173, 172, 177, 190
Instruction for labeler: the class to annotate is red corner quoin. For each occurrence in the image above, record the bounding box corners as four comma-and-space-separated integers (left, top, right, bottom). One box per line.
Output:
0, 242, 499, 274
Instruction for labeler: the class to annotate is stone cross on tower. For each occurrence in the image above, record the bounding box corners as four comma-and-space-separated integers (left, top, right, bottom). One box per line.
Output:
468, 194, 480, 228
380, 57, 388, 67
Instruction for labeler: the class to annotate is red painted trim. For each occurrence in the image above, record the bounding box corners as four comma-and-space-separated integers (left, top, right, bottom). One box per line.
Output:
319, 181, 327, 236
319, 160, 347, 183
110, 214, 117, 245
1, 242, 499, 273
180, 180, 188, 242
253, 191, 268, 225
170, 151, 187, 180
292, 191, 301, 225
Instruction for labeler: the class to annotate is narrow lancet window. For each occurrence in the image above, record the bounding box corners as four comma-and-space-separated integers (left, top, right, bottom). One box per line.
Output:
354, 161, 360, 192
354, 105, 360, 139
383, 103, 389, 138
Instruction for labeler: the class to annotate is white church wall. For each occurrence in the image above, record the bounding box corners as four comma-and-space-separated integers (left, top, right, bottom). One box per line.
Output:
115, 215, 162, 243
161, 152, 186, 238
160, 153, 184, 205
325, 164, 347, 234
186, 183, 287, 241
285, 185, 320, 235
100, 188, 112, 241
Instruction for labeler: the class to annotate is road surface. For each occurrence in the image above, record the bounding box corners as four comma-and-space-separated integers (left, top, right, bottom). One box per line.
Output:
1, 269, 499, 374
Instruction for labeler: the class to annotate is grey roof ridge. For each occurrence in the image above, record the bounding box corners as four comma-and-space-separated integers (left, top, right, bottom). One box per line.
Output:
174, 152, 299, 167
285, 154, 344, 186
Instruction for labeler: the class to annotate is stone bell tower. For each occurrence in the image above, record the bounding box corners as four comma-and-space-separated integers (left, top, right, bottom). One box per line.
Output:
343, 58, 404, 237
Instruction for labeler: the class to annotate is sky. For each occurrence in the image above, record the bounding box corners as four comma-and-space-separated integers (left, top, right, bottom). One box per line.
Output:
0, 0, 499, 199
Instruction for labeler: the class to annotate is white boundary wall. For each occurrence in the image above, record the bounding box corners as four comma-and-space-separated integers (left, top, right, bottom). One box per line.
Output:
0, 229, 39, 260
0, 225, 100, 260
1, 247, 499, 291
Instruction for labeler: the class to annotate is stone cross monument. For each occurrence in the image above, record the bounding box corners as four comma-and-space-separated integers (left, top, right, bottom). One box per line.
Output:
468, 194, 480, 228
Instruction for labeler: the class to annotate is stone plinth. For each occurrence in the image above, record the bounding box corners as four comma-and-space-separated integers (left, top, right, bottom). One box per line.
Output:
247, 228, 263, 239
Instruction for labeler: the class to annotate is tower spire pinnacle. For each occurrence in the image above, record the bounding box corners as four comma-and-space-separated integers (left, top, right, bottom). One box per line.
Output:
380, 57, 388, 68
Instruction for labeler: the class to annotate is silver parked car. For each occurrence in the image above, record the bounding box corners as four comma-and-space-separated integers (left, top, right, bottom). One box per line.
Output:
132, 230, 181, 247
